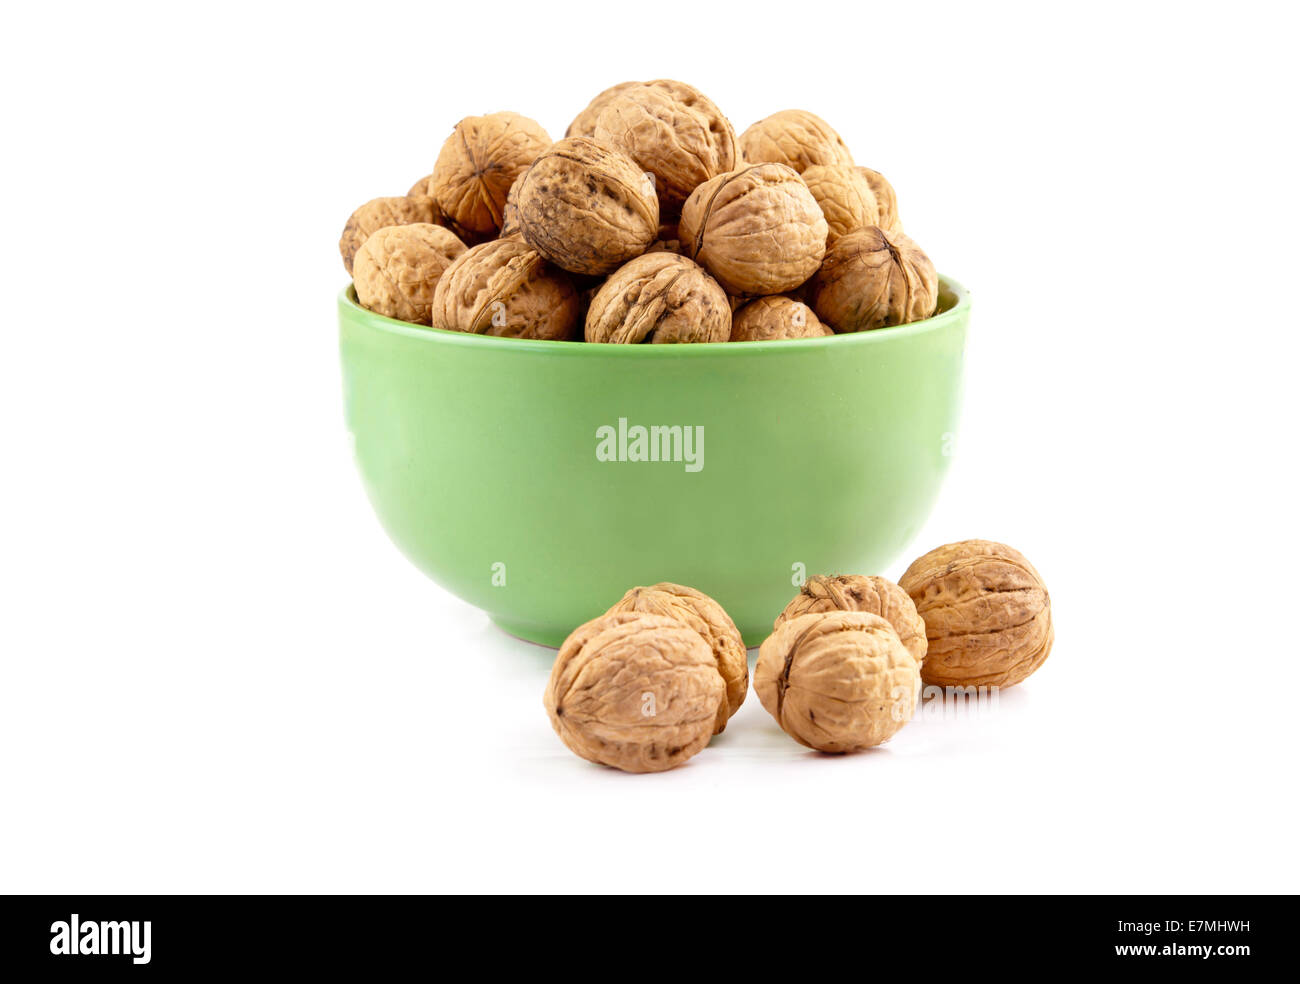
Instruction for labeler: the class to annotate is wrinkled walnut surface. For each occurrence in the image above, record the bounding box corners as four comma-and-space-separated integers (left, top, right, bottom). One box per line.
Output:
593, 79, 737, 216
754, 611, 920, 753
431, 112, 551, 242
899, 540, 1053, 689
431, 238, 579, 340
352, 223, 467, 325
606, 582, 747, 733
544, 611, 725, 773
808, 226, 938, 332
680, 163, 827, 295
857, 167, 900, 233
775, 575, 926, 666
339, 196, 441, 275
801, 165, 879, 246
497, 173, 526, 239
517, 137, 659, 275
565, 81, 640, 138
738, 110, 853, 174
730, 296, 829, 341
585, 252, 730, 343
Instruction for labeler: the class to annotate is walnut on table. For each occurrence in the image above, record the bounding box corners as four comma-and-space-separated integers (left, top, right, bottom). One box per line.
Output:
605, 582, 747, 734
899, 540, 1053, 689
754, 611, 921, 753
543, 611, 725, 773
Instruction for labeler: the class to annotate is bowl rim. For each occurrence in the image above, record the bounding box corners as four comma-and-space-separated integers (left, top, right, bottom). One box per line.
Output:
339, 273, 968, 355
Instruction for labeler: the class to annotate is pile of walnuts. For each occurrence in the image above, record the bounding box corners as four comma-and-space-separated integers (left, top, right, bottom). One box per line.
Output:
340, 82, 940, 343
544, 540, 1053, 773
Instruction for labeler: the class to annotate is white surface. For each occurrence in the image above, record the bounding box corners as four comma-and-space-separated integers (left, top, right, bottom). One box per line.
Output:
1, 1, 1297, 894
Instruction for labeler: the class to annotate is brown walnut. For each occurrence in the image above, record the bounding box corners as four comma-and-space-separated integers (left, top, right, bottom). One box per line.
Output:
497, 173, 526, 240
754, 611, 921, 753
586, 252, 730, 343
774, 575, 926, 666
801, 165, 879, 247
680, 163, 827, 295
352, 224, 467, 325
431, 238, 580, 340
543, 611, 725, 773
857, 167, 901, 234
738, 110, 853, 174
431, 112, 551, 242
516, 137, 659, 275
339, 196, 441, 275
593, 79, 738, 216
605, 582, 747, 734
730, 296, 830, 341
808, 226, 938, 332
565, 81, 640, 138
898, 540, 1053, 689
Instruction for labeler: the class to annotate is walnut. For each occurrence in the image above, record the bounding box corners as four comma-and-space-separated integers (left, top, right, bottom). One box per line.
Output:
497, 173, 525, 240
406, 174, 435, 198
543, 611, 725, 773
857, 167, 901, 234
431, 238, 580, 340
352, 224, 467, 325
680, 163, 827, 295
808, 226, 938, 332
592, 79, 738, 216
738, 110, 853, 174
774, 575, 926, 666
754, 611, 920, 753
585, 253, 730, 343
801, 165, 879, 247
605, 583, 747, 734
565, 81, 640, 138
516, 137, 659, 275
730, 296, 830, 341
899, 540, 1053, 689
339, 196, 441, 275
430, 112, 551, 242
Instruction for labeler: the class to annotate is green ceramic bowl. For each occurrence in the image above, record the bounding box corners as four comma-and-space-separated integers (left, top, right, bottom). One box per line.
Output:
339, 277, 969, 647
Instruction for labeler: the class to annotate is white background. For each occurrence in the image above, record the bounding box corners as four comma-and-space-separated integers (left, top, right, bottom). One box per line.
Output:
2, 1, 1297, 893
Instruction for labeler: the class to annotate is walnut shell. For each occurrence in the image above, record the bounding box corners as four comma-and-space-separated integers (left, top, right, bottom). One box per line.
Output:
857, 167, 900, 234
801, 165, 879, 247
407, 173, 435, 198
899, 540, 1053, 689
565, 81, 640, 138
592, 79, 737, 216
585, 252, 730, 343
516, 137, 659, 275
431, 238, 580, 340
543, 611, 725, 773
754, 611, 920, 753
730, 296, 830, 341
340, 196, 442, 276
808, 226, 938, 332
606, 582, 747, 734
680, 164, 828, 295
738, 110, 853, 174
774, 575, 926, 666
431, 112, 551, 242
352, 223, 467, 325
497, 173, 526, 240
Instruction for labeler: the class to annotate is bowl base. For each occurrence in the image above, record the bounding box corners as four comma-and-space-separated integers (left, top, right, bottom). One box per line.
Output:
489, 616, 565, 650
